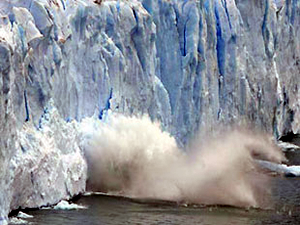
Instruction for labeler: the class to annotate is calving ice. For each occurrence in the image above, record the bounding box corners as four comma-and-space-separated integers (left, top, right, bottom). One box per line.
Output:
80, 111, 285, 208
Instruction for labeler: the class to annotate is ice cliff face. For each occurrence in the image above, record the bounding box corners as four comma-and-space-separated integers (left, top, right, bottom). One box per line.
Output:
143, 0, 300, 142
1, 0, 300, 220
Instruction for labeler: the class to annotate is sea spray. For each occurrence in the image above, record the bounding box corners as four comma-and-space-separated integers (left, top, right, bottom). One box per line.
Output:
79, 112, 285, 208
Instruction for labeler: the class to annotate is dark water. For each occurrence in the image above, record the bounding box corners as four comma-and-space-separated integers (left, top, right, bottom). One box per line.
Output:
286, 150, 300, 166
17, 176, 300, 225
11, 151, 300, 225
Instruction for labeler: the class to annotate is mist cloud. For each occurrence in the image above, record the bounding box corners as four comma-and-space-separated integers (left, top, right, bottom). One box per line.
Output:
81, 114, 285, 208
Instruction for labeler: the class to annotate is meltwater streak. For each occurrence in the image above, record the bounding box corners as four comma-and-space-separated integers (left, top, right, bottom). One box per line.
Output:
81, 113, 285, 208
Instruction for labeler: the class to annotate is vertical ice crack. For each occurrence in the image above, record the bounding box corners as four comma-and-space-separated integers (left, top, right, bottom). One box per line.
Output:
222, 0, 232, 31
183, 17, 190, 56
181, 2, 192, 57
214, 5, 226, 76
24, 90, 30, 122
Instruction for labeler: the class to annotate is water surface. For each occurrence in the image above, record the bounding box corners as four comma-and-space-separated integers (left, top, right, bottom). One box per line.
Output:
22, 176, 300, 225
11, 150, 300, 225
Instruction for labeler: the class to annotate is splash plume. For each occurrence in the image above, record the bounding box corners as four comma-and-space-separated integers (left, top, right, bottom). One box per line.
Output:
80, 113, 285, 208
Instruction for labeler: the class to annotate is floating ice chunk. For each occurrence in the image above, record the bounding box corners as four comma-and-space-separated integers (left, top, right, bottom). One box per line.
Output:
16, 212, 33, 219
257, 160, 300, 177
282, 165, 300, 177
277, 141, 300, 152
53, 200, 87, 210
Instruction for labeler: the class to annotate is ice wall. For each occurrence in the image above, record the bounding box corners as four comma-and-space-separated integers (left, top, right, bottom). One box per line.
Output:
140, 0, 300, 142
1, 0, 300, 220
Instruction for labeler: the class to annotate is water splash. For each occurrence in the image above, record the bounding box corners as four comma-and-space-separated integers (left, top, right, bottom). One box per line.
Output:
80, 113, 285, 208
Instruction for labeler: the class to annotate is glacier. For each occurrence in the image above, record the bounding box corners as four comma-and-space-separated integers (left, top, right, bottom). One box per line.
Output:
1, 0, 300, 221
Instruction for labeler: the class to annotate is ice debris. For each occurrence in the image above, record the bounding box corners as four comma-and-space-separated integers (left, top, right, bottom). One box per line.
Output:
257, 160, 300, 177
53, 200, 87, 210
16, 212, 33, 219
